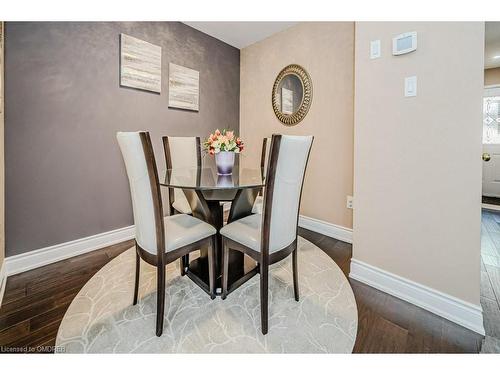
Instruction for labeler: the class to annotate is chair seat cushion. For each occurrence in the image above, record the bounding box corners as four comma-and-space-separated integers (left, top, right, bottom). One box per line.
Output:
164, 214, 215, 252
220, 214, 292, 254
220, 214, 262, 251
172, 198, 192, 214
251, 196, 263, 214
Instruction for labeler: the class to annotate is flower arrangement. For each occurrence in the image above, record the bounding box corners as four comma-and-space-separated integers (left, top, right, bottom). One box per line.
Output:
204, 129, 244, 156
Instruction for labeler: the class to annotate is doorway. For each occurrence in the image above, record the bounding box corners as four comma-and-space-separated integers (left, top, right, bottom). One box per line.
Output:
482, 86, 500, 209
480, 22, 500, 352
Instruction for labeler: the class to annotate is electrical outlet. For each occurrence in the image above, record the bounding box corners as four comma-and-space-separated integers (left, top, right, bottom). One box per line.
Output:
347, 195, 353, 209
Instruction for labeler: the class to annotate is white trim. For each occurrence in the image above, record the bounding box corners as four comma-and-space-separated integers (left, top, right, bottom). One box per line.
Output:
349, 258, 485, 335
1, 214, 351, 280
484, 86, 500, 96
482, 203, 500, 212
5, 225, 135, 276
298, 215, 353, 244
0, 259, 6, 308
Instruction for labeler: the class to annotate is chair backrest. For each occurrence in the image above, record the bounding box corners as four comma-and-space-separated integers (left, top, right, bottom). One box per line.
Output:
261, 134, 313, 254
162, 136, 201, 211
117, 131, 164, 256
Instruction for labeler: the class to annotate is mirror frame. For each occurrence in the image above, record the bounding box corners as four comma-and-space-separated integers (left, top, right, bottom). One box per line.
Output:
272, 64, 312, 126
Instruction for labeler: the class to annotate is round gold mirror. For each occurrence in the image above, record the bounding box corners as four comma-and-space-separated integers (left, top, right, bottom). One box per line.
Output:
272, 64, 312, 126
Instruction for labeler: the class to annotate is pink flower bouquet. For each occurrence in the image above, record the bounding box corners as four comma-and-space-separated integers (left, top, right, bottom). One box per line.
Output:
203, 129, 244, 156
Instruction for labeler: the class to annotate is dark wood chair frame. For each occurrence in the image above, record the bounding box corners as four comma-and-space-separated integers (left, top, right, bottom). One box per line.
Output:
259, 137, 268, 196
162, 136, 202, 278
133, 132, 216, 337
221, 134, 313, 335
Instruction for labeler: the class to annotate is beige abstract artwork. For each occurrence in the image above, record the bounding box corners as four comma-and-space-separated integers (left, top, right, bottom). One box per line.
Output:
120, 34, 161, 93
168, 63, 199, 111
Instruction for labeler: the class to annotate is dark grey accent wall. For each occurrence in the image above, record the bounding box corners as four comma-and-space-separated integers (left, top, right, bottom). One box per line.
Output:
5, 22, 240, 256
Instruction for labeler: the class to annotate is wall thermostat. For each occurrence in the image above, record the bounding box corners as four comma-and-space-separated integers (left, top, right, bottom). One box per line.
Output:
392, 32, 417, 55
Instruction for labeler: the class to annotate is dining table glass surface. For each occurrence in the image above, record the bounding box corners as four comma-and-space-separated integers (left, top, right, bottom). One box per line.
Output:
160, 166, 265, 190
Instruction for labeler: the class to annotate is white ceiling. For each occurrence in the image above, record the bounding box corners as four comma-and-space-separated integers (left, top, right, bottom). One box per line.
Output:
485, 22, 500, 69
183, 22, 298, 49
185, 22, 500, 68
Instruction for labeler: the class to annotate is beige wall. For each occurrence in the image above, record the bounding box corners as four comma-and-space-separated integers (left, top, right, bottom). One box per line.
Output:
485, 67, 500, 86
240, 22, 355, 229
353, 22, 484, 305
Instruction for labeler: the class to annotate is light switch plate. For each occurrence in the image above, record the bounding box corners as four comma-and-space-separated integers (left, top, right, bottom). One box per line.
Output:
370, 40, 381, 59
346, 195, 354, 209
405, 76, 417, 97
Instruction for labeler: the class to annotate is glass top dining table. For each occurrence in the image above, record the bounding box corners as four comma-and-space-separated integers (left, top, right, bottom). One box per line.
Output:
159, 162, 265, 297
160, 166, 265, 191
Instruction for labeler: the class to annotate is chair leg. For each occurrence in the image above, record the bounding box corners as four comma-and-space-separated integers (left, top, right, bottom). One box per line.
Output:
156, 262, 166, 337
292, 247, 299, 302
180, 255, 187, 276
221, 238, 229, 300
180, 258, 185, 276
207, 237, 216, 300
133, 249, 140, 305
260, 262, 269, 335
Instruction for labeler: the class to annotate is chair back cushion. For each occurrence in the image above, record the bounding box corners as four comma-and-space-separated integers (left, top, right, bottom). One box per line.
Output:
117, 132, 159, 253
166, 137, 200, 209
265, 135, 313, 251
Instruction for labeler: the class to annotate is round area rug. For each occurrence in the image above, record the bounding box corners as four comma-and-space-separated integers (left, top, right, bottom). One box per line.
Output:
55, 237, 357, 353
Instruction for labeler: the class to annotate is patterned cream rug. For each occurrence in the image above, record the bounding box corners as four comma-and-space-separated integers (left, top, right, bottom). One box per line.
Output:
55, 237, 357, 353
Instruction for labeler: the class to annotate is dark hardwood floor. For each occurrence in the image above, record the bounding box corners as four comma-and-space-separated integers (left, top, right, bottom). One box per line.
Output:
0, 226, 486, 353
297, 227, 483, 353
0, 240, 135, 353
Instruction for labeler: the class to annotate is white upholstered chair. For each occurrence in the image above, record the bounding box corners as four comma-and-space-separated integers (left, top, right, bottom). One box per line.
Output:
220, 134, 313, 335
117, 131, 216, 337
252, 137, 271, 214
162, 136, 201, 215
162, 136, 202, 276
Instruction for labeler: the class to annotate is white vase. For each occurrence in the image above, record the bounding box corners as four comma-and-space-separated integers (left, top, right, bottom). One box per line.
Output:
215, 151, 235, 175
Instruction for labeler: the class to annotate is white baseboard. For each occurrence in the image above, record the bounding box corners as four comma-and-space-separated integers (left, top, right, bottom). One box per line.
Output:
299, 215, 353, 244
2, 214, 351, 278
5, 225, 135, 276
0, 259, 6, 308
349, 258, 485, 335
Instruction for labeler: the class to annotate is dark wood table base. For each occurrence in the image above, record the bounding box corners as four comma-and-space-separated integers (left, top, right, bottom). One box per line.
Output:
182, 187, 260, 297
186, 252, 258, 296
